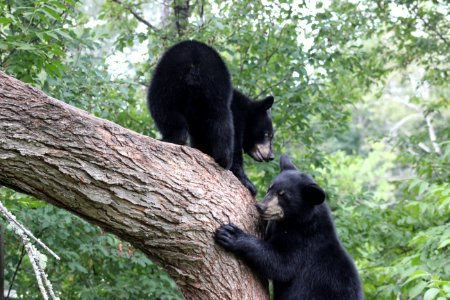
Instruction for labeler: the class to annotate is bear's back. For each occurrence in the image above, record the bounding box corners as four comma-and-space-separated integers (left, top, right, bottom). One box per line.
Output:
152, 40, 230, 86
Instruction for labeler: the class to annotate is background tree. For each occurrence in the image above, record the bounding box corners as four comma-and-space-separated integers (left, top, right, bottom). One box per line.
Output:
1, 0, 449, 299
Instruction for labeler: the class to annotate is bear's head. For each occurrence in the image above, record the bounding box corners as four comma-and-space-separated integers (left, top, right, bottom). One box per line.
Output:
256, 154, 325, 221
243, 96, 275, 162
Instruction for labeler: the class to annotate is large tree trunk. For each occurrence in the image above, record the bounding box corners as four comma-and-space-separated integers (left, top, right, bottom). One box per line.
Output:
0, 72, 268, 299
173, 0, 190, 36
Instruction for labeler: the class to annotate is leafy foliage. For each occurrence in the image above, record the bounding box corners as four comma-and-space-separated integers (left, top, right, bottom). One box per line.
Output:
1, 197, 181, 299
1, 0, 449, 299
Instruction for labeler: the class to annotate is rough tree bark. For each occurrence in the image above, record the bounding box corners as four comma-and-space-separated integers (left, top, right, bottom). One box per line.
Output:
0, 72, 268, 299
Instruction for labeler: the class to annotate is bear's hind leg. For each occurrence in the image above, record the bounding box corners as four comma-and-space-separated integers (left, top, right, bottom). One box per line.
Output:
158, 113, 189, 145
190, 111, 234, 170
206, 111, 234, 169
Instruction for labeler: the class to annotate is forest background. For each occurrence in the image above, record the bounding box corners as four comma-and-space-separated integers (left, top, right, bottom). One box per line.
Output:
0, 0, 449, 299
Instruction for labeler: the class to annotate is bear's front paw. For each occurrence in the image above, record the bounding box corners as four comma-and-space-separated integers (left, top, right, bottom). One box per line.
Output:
215, 224, 244, 251
241, 178, 257, 196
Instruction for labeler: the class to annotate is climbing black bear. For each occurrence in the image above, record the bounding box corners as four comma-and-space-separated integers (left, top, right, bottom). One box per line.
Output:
215, 154, 363, 300
147, 40, 274, 196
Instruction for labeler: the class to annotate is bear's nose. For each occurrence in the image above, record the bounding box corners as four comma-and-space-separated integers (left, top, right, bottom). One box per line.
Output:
268, 152, 275, 161
255, 202, 265, 214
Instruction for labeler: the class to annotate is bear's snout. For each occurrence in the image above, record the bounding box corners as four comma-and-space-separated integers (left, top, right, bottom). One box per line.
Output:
256, 195, 284, 220
255, 202, 266, 214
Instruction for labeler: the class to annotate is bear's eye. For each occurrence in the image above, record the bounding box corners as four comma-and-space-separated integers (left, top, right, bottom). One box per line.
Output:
278, 190, 285, 196
264, 132, 270, 138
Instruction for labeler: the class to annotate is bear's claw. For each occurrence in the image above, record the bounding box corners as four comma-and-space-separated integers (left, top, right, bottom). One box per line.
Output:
215, 223, 244, 250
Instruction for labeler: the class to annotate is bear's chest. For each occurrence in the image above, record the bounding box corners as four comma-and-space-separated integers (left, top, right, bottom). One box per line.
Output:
267, 229, 307, 256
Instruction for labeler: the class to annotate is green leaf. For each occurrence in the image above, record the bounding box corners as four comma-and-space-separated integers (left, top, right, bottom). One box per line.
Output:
402, 270, 430, 285
419, 181, 429, 195
42, 6, 62, 21
0, 17, 13, 25
438, 237, 450, 249
37, 69, 47, 86
424, 288, 440, 300
15, 43, 35, 51
409, 281, 428, 298
55, 29, 73, 40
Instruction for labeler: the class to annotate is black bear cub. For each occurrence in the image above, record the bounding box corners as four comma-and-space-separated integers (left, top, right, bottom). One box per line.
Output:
215, 155, 363, 300
148, 40, 274, 196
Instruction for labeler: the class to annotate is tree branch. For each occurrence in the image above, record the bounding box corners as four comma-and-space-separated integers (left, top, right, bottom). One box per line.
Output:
110, 0, 160, 32
408, 1, 449, 45
0, 71, 268, 299
389, 113, 421, 134
393, 99, 442, 155
173, 0, 190, 36
424, 113, 441, 155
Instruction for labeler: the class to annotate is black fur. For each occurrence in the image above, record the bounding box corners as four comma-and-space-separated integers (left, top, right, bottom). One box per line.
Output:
148, 40, 274, 195
215, 154, 363, 299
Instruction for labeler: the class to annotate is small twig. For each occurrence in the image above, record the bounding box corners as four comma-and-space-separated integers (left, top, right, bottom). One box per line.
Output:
255, 72, 291, 99
110, 0, 160, 32
7, 245, 26, 300
418, 142, 431, 153
0, 203, 59, 260
25, 241, 58, 300
408, 1, 448, 45
0, 202, 60, 300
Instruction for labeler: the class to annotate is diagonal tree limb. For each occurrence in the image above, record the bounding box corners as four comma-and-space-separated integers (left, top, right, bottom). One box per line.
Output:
0, 71, 268, 299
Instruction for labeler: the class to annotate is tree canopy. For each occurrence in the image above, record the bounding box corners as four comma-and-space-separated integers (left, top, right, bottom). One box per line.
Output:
0, 0, 449, 299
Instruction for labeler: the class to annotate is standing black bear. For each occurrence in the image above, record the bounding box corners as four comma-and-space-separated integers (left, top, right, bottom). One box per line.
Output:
215, 154, 364, 300
148, 40, 274, 196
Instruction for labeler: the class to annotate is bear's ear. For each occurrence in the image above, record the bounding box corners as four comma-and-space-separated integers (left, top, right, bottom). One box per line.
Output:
304, 183, 325, 205
257, 96, 274, 111
280, 154, 297, 171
